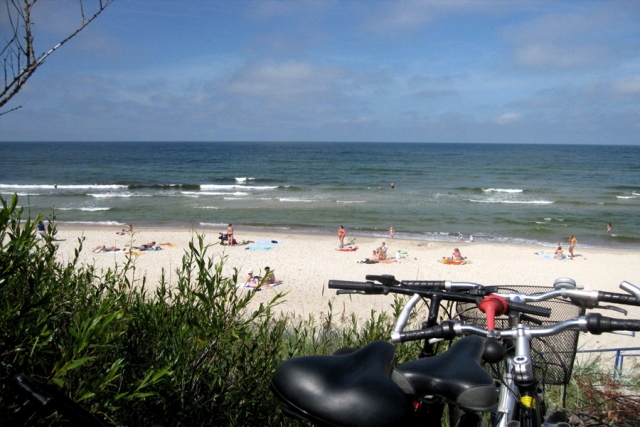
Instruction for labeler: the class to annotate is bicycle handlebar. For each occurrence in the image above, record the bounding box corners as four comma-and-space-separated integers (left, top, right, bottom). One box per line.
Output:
328, 280, 552, 318
332, 276, 640, 310
392, 313, 640, 343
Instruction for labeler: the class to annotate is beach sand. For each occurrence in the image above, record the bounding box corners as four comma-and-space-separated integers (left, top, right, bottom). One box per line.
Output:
52, 225, 640, 357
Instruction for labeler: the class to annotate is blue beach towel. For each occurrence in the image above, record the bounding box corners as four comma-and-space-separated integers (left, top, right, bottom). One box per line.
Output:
245, 239, 283, 251
536, 252, 568, 261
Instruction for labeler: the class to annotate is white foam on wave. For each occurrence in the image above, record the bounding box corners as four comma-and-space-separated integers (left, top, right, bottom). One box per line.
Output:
468, 199, 553, 205
88, 193, 151, 198
182, 191, 249, 197
58, 207, 111, 211
0, 184, 127, 190
617, 195, 637, 199
201, 184, 276, 190
199, 221, 228, 227
3, 192, 42, 196
279, 197, 315, 203
482, 188, 523, 193
196, 206, 219, 209
337, 200, 366, 204
60, 220, 124, 226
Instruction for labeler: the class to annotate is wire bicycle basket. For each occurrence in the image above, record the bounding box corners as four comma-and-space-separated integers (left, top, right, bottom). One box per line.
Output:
456, 285, 585, 385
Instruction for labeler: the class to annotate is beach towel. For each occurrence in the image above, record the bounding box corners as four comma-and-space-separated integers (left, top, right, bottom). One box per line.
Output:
238, 281, 284, 290
535, 252, 569, 261
438, 257, 467, 265
357, 258, 396, 264
246, 239, 283, 251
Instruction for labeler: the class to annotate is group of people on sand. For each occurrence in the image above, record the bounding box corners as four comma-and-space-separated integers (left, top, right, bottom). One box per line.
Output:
244, 267, 278, 289
554, 235, 578, 260
373, 241, 389, 260
218, 224, 240, 246
116, 224, 134, 235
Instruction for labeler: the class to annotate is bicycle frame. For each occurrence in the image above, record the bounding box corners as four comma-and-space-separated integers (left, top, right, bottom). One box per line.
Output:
274, 278, 640, 427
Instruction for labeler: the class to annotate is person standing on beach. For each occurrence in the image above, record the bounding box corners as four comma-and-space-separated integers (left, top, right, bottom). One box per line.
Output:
338, 225, 346, 247
227, 223, 235, 246
389, 227, 395, 239
568, 235, 578, 259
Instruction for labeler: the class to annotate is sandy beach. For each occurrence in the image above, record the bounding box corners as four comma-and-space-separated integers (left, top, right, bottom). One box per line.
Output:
51, 225, 640, 356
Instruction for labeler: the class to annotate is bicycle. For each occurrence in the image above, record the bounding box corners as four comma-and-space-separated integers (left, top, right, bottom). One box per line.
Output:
12, 374, 116, 427
270, 276, 640, 427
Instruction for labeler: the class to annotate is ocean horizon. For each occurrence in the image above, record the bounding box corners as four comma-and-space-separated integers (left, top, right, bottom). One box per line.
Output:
1, 141, 639, 249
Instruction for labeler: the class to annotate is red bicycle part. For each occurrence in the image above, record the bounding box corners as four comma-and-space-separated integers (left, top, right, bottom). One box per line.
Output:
478, 295, 509, 331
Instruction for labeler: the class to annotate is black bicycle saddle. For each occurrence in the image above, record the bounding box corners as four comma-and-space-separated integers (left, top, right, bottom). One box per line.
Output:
393, 336, 498, 412
270, 340, 415, 427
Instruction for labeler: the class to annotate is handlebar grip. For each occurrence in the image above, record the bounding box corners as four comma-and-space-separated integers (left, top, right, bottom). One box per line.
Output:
400, 280, 447, 289
395, 322, 458, 343
597, 291, 640, 307
586, 313, 640, 334
507, 301, 552, 318
328, 280, 384, 294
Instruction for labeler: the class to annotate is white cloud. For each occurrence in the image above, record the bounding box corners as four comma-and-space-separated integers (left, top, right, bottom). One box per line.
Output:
513, 44, 604, 69
504, 5, 635, 70
226, 60, 343, 99
494, 112, 522, 125
613, 76, 640, 94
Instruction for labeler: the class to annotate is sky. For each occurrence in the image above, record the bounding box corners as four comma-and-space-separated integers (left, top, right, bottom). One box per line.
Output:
1, 0, 639, 144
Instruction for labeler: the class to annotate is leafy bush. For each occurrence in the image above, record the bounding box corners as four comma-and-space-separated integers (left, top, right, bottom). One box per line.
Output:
0, 194, 412, 426
0, 194, 291, 425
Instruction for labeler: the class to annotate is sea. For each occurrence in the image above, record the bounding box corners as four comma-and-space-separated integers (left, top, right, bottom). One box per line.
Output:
1, 142, 639, 249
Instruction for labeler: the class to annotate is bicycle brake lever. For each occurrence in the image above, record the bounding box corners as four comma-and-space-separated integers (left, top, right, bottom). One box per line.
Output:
599, 305, 628, 316
365, 275, 399, 286
620, 281, 640, 300
336, 290, 365, 295
612, 330, 635, 336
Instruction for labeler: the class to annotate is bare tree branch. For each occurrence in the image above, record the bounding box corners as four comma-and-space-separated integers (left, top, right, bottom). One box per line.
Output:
0, 0, 114, 113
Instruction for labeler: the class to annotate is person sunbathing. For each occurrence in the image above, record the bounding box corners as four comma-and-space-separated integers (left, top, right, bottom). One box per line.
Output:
263, 266, 277, 285
132, 241, 157, 250
244, 270, 274, 289
554, 245, 564, 260
446, 248, 463, 261
372, 242, 388, 260
93, 245, 121, 253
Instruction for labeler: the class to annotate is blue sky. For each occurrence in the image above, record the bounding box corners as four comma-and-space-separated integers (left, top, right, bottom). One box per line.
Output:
1, 0, 639, 144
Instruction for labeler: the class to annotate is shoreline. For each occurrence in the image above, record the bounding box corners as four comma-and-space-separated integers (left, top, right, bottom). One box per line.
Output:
50, 220, 634, 251
50, 223, 640, 354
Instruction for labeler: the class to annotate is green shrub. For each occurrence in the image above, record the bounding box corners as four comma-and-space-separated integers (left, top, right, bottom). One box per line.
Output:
0, 194, 292, 426
4, 192, 537, 426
